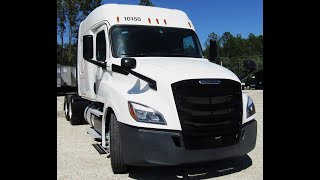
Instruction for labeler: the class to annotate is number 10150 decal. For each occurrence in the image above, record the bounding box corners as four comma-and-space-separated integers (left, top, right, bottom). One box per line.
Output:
124, 17, 141, 21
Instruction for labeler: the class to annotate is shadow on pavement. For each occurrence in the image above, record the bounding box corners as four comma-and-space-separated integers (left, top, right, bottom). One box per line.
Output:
128, 154, 252, 179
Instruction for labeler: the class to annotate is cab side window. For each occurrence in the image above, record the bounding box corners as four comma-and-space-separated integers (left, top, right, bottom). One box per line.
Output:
96, 30, 106, 61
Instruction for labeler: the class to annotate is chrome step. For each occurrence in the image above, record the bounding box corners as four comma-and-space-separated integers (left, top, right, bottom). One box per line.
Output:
92, 144, 108, 155
87, 127, 101, 141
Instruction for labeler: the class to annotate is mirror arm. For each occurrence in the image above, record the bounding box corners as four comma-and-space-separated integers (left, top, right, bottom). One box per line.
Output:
126, 68, 157, 90
240, 70, 256, 82
111, 64, 157, 90
85, 59, 106, 69
111, 64, 129, 75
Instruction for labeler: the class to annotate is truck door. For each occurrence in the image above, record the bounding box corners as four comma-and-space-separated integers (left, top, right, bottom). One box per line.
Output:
78, 24, 108, 100
78, 35, 87, 96
94, 25, 109, 102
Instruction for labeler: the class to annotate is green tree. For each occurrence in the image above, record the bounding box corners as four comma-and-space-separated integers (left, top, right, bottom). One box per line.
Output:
230, 34, 244, 57
203, 31, 263, 78
245, 33, 263, 56
255, 34, 263, 56
66, 0, 80, 65
220, 32, 233, 57
57, 0, 102, 65
79, 0, 102, 21
139, 0, 154, 6
57, 0, 66, 64
57, 43, 62, 64
204, 32, 219, 48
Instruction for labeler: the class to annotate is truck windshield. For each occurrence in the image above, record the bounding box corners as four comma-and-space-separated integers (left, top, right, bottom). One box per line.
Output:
111, 26, 203, 58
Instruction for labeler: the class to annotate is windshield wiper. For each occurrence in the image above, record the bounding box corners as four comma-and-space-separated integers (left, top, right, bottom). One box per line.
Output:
137, 52, 186, 57
120, 52, 200, 58
119, 53, 148, 57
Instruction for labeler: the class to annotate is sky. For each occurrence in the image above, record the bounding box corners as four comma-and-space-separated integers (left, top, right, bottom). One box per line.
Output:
58, 0, 262, 47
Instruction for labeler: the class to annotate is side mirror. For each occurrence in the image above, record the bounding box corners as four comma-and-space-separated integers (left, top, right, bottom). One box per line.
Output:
83, 35, 93, 60
209, 40, 218, 62
121, 58, 136, 70
243, 60, 257, 71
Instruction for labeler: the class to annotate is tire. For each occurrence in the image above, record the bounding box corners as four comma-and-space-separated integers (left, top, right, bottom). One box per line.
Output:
64, 96, 70, 121
68, 96, 88, 125
110, 113, 128, 174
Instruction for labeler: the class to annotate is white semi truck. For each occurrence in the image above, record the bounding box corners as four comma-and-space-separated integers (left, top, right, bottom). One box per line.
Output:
63, 4, 257, 174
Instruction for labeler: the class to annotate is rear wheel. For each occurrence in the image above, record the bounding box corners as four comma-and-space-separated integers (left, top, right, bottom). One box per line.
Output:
64, 96, 70, 121
69, 97, 80, 125
68, 96, 90, 125
110, 113, 128, 174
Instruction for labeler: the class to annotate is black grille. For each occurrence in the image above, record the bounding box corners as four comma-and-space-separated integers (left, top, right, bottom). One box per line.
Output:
171, 79, 242, 150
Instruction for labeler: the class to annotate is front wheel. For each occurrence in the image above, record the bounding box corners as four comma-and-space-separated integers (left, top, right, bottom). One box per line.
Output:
110, 113, 128, 174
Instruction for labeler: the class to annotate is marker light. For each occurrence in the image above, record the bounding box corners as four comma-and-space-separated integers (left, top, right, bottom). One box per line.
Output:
246, 96, 256, 118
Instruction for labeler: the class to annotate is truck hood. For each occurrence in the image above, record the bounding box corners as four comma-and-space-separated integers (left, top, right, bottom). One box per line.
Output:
131, 57, 240, 84
109, 57, 241, 130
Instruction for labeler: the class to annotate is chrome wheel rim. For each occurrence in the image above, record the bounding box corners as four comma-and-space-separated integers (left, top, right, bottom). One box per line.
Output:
68, 101, 72, 118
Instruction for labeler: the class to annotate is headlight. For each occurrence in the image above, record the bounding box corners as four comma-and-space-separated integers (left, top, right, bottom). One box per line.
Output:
128, 101, 166, 125
247, 96, 256, 118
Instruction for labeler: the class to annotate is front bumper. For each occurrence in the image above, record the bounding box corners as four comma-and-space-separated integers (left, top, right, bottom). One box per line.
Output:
119, 120, 257, 166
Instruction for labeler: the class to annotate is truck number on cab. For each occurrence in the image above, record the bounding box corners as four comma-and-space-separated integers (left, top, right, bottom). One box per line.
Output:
124, 17, 141, 21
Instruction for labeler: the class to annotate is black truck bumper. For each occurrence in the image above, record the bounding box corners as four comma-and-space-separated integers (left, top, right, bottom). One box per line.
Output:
118, 120, 257, 166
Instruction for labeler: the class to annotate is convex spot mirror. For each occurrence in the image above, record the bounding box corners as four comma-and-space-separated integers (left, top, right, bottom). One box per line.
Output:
244, 60, 257, 71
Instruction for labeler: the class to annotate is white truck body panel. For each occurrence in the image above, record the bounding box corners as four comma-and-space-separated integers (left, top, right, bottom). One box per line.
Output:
100, 57, 242, 130
68, 4, 257, 168
77, 4, 255, 131
79, 4, 195, 38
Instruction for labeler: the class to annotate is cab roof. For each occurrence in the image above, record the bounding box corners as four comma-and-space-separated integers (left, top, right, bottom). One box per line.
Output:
80, 4, 195, 36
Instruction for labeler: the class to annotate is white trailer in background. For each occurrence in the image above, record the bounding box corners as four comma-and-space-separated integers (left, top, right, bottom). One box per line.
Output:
63, 4, 257, 174
57, 64, 61, 87
57, 64, 77, 95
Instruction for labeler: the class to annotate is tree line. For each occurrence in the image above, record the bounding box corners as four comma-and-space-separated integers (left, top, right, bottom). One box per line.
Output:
203, 32, 263, 80
57, 0, 102, 66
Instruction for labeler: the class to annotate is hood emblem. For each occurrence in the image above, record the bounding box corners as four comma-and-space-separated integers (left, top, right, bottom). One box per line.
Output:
199, 79, 221, 85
